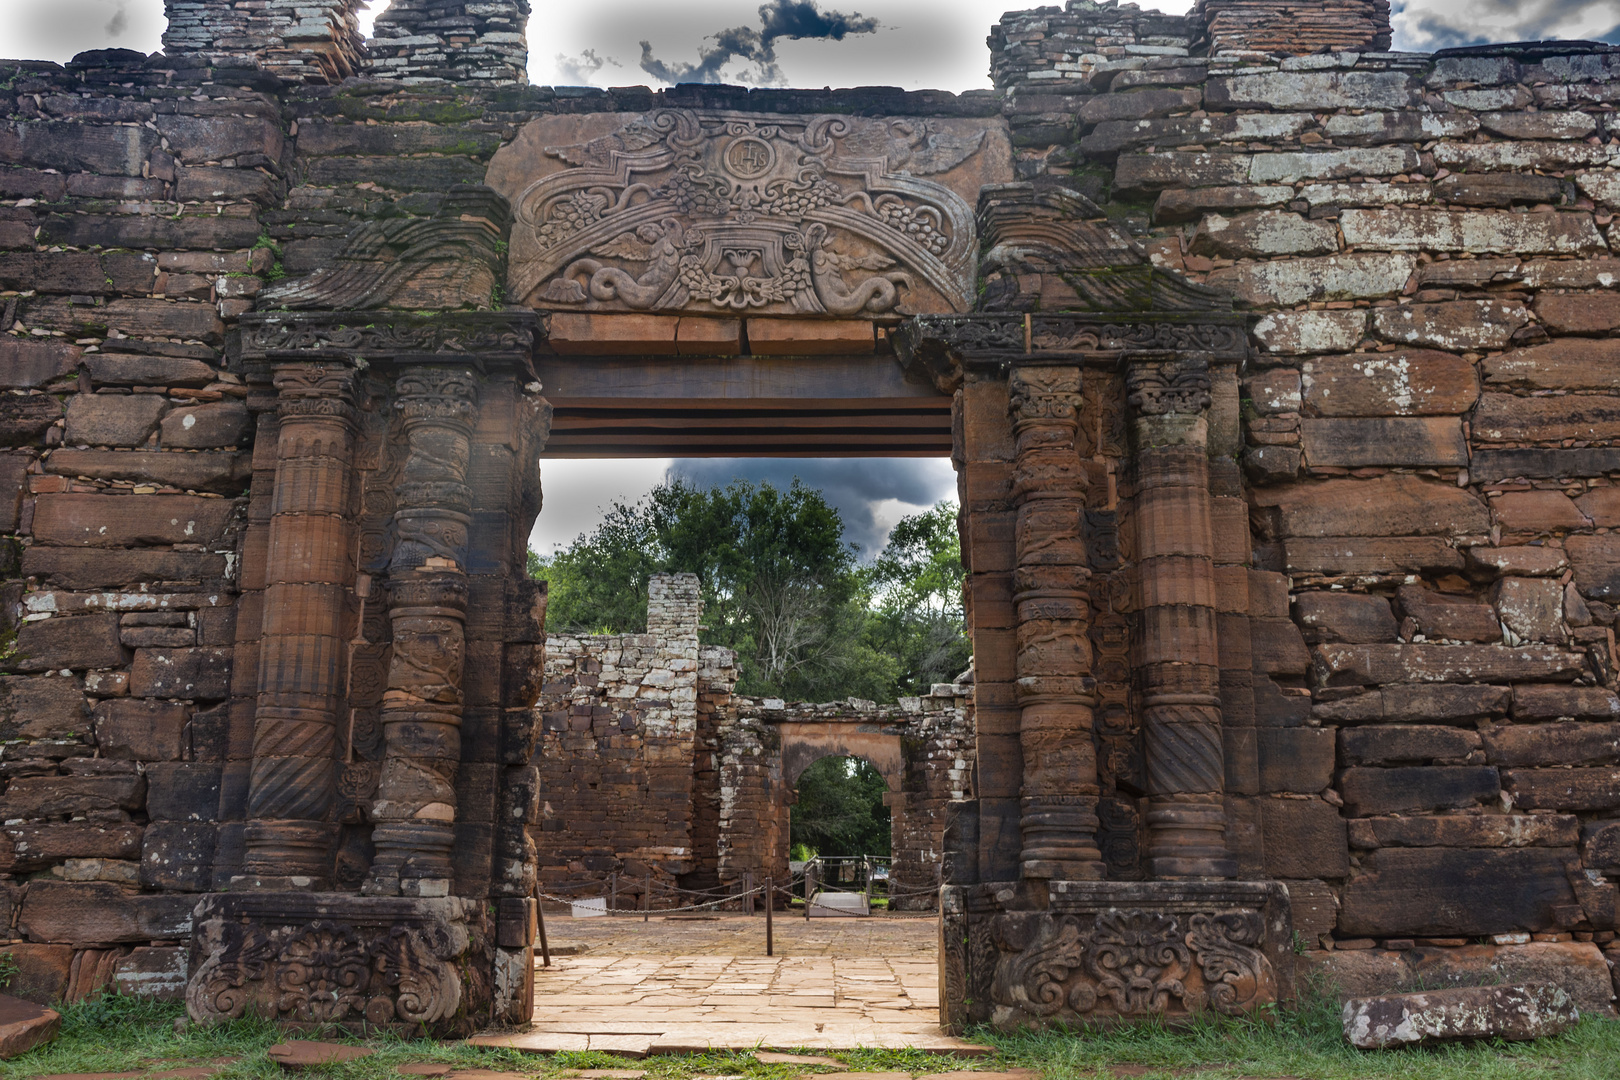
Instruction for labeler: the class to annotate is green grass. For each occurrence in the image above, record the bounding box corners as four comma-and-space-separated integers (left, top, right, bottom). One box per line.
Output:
5, 991, 1619, 1080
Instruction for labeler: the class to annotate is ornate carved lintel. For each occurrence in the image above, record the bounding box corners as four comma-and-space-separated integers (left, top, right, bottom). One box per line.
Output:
186, 893, 487, 1037
940, 881, 1293, 1031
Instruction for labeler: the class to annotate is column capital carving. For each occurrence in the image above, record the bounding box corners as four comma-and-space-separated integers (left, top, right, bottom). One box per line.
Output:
394, 364, 480, 431
272, 361, 363, 427
1124, 356, 1212, 418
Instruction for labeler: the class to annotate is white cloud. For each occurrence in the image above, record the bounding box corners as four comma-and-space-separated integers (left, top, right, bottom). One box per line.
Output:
1392, 0, 1620, 51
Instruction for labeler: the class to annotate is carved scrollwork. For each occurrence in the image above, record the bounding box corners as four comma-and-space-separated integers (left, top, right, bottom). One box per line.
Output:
1125, 358, 1214, 417
507, 109, 984, 314
1186, 911, 1275, 1016
275, 923, 372, 1022
984, 903, 1280, 1026
373, 925, 463, 1024
240, 313, 539, 361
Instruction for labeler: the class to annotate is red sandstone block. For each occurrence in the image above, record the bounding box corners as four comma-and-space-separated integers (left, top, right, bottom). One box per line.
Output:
675, 317, 740, 356
31, 493, 237, 548
746, 318, 873, 355
548, 313, 679, 355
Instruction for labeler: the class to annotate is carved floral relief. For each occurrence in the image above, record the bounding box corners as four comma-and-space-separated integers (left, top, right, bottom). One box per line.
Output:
486, 109, 1010, 315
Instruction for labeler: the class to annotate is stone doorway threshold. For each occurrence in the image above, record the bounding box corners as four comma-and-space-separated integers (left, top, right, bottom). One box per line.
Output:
472, 914, 983, 1055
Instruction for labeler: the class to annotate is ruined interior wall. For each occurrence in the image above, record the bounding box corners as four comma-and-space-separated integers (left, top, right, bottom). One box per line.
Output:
991, 6, 1620, 987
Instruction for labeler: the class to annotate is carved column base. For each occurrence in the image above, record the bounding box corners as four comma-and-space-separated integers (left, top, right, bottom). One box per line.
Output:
186, 892, 490, 1036
365, 820, 456, 896
1018, 795, 1105, 881
238, 821, 339, 889
940, 880, 1293, 1033
1146, 795, 1237, 880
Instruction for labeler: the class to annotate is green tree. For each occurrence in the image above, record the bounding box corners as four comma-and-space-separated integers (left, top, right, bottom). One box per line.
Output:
532, 478, 896, 701
862, 501, 971, 695
790, 755, 891, 857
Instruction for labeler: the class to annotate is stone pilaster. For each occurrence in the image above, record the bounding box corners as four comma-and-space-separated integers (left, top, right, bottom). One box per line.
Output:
366, 365, 479, 896
243, 361, 362, 887
1008, 364, 1105, 882
1126, 356, 1235, 880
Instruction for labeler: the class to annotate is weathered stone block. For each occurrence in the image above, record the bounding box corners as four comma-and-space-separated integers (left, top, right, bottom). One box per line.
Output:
1078, 87, 1202, 124
18, 882, 145, 944
1292, 592, 1397, 644
111, 945, 187, 1001
1482, 338, 1620, 390
1315, 684, 1509, 725
159, 400, 250, 448
1535, 291, 1620, 334
8, 614, 126, 673
44, 450, 250, 496
1370, 301, 1528, 351
1343, 209, 1605, 255
1261, 798, 1348, 879
1314, 644, 1583, 686
0, 945, 72, 1005
1344, 983, 1578, 1049
1258, 728, 1335, 792
1208, 253, 1416, 306
1468, 546, 1570, 577
1244, 369, 1300, 415
1395, 583, 1501, 643
0, 675, 89, 742
1153, 184, 1293, 224
1301, 417, 1467, 467
0, 773, 144, 819
62, 394, 169, 447
1503, 768, 1620, 811
24, 298, 227, 344
20, 548, 228, 590
1475, 393, 1620, 443
1341, 725, 1481, 766
1190, 211, 1339, 258
0, 120, 157, 176
1484, 722, 1620, 768
1206, 70, 1416, 111
139, 822, 215, 891
1490, 490, 1590, 535
1434, 172, 1564, 207
1493, 577, 1567, 643
1249, 147, 1419, 184
31, 494, 238, 548
0, 340, 80, 389
1114, 152, 1250, 194
129, 648, 232, 700
5, 823, 142, 871
1282, 537, 1465, 576
1584, 821, 1620, 867
1340, 848, 1577, 936
82, 354, 217, 388
1251, 475, 1488, 540
1512, 684, 1620, 720
1568, 534, 1620, 599
1339, 766, 1499, 816
1349, 813, 1578, 849
93, 699, 186, 761
1252, 310, 1366, 356
0, 395, 63, 447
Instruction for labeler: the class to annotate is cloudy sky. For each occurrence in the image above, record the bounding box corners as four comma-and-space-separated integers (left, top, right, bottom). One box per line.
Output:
7, 0, 1620, 555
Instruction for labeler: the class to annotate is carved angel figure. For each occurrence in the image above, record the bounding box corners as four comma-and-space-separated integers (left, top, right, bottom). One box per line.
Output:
539, 218, 689, 308
804, 223, 912, 315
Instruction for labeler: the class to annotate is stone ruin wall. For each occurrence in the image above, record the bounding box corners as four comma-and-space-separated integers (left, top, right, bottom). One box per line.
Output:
985, 0, 1620, 1008
0, 0, 1618, 1019
533, 574, 975, 912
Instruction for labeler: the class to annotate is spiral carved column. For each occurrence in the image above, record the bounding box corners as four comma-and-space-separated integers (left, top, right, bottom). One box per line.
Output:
243, 361, 362, 886
1009, 364, 1105, 881
365, 365, 479, 896
1126, 356, 1235, 880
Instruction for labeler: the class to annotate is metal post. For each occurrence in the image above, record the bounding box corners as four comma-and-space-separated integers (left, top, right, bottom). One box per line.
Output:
643, 873, 650, 923
765, 876, 774, 957
610, 871, 617, 916
536, 898, 551, 968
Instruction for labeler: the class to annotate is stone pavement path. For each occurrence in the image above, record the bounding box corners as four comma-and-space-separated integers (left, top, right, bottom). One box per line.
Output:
473, 914, 977, 1055
540, 912, 939, 958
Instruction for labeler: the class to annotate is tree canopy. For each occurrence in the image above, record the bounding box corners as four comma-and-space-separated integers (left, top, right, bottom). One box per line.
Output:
529, 478, 968, 703
789, 755, 892, 858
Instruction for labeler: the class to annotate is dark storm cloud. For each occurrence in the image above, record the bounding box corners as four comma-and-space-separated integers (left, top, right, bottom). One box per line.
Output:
667, 458, 954, 557
554, 48, 621, 85
1394, 0, 1620, 51
638, 0, 880, 85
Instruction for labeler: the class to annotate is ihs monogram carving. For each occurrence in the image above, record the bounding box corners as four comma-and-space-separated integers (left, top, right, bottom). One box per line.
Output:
501, 110, 988, 315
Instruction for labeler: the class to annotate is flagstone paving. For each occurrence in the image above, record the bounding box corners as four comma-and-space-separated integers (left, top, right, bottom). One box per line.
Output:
474, 914, 979, 1055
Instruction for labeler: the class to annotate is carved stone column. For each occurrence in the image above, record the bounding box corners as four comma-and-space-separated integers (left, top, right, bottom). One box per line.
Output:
243, 361, 362, 886
365, 365, 479, 896
1009, 365, 1105, 881
1126, 357, 1235, 880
